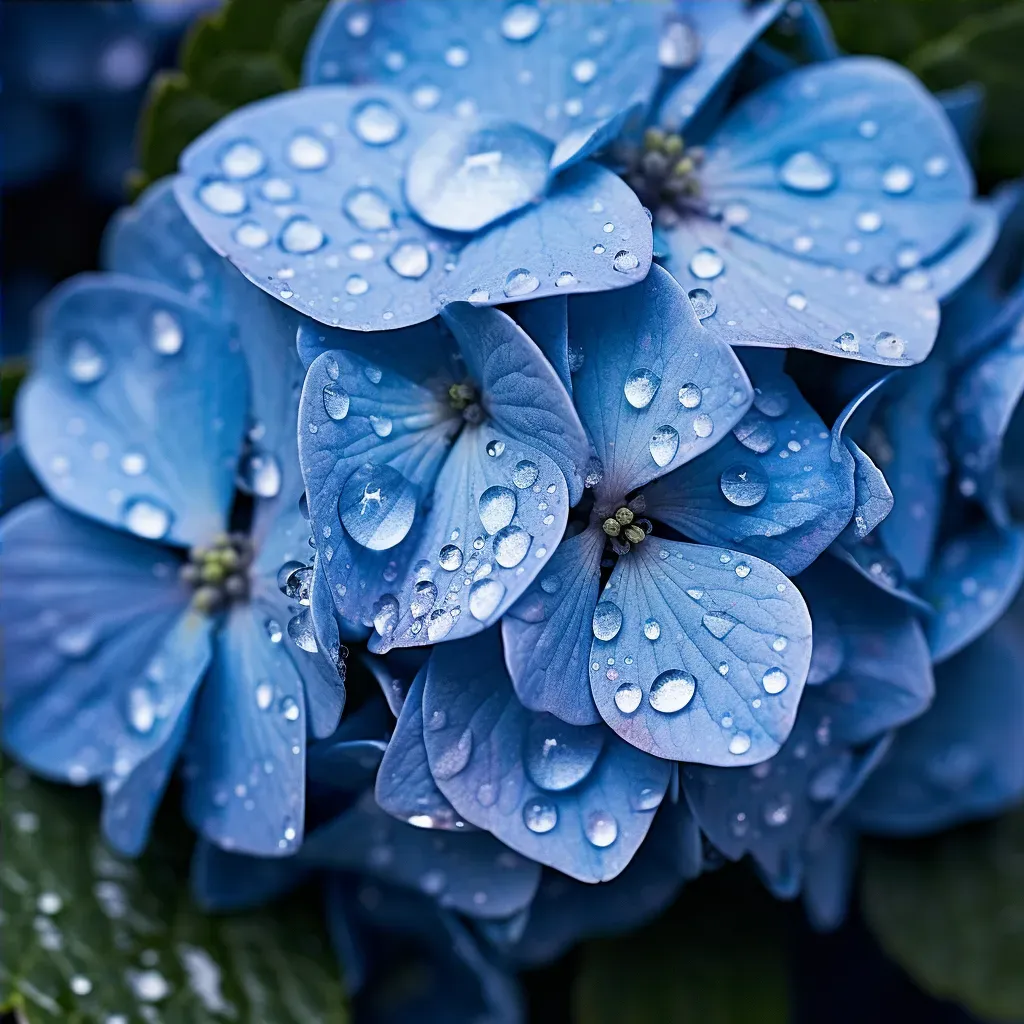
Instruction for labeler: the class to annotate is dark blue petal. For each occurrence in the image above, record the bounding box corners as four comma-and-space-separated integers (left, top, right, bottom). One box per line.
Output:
938, 83, 986, 154
0, 439, 43, 516
569, 263, 752, 498
441, 302, 589, 503
183, 600, 308, 857
304, 0, 665, 145
101, 177, 228, 307
948, 322, 1024, 525
828, 537, 935, 614
850, 597, 1024, 835
375, 668, 477, 830
797, 559, 934, 741
920, 524, 1024, 664
191, 840, 304, 912
646, 355, 854, 575
503, 527, 605, 726
0, 499, 212, 855
590, 536, 811, 765
802, 826, 857, 932
917, 200, 999, 300
18, 274, 249, 547
657, 214, 940, 366
302, 793, 540, 919
445, 161, 653, 308
422, 629, 671, 883
656, 0, 786, 131
299, 349, 570, 651
308, 737, 387, 791
509, 296, 572, 393
838, 439, 893, 545
701, 58, 974, 277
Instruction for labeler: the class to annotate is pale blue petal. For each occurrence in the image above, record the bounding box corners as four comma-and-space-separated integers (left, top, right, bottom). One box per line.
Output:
590, 536, 812, 766
18, 274, 249, 547
502, 526, 605, 726
569, 263, 753, 499
509, 296, 572, 394
549, 106, 639, 175
700, 58, 974, 276
646, 354, 854, 575
916, 200, 999, 300
422, 629, 671, 883
304, 0, 666, 144
657, 214, 940, 365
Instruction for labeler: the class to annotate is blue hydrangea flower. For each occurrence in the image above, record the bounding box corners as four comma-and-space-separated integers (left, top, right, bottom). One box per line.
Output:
0, 180, 345, 858
167, 0, 813, 331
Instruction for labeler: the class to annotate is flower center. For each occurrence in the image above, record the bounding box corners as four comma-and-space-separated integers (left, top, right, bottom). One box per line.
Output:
602, 506, 649, 545
181, 532, 254, 613
597, 496, 653, 554
448, 379, 484, 424
621, 128, 703, 216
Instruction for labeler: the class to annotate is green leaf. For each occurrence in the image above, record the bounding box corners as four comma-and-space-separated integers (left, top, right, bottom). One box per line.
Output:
862, 807, 1024, 1022
573, 868, 790, 1024
130, 0, 327, 197
0, 762, 349, 1023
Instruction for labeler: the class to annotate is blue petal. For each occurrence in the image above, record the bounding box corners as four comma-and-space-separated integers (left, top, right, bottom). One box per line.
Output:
101, 177, 228, 308
920, 524, 1024, 663
183, 600, 308, 857
375, 667, 477, 830
645, 354, 854, 575
502, 527, 605, 726
549, 105, 640, 175
796, 559, 934, 741
700, 58, 974, 277
304, 0, 665, 145
422, 629, 671, 883
301, 793, 540, 919
18, 274, 249, 547
307, 737, 387, 791
838, 438, 893, 545
656, 0, 786, 131
850, 597, 1024, 835
591, 537, 811, 765
938, 82, 986, 154
509, 295, 572, 393
871, 361, 949, 580
948, 323, 1024, 525
441, 301, 589, 503
828, 536, 935, 614
802, 826, 857, 932
657, 214, 940, 365
445, 161, 653, 308
191, 840, 303, 912
0, 499, 212, 855
916, 200, 999, 300
0, 439, 43, 516
298, 349, 571, 651
568, 263, 753, 498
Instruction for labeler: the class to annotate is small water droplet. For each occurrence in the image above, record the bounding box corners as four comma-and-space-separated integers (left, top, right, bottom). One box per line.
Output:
855, 210, 883, 233
858, 119, 878, 139
924, 154, 949, 178
649, 424, 679, 467
346, 274, 370, 296
693, 413, 714, 438
280, 217, 326, 254
678, 382, 702, 409
881, 163, 914, 195
445, 44, 470, 67
67, 338, 107, 383
592, 601, 623, 641
659, 17, 700, 69
323, 382, 350, 420
762, 667, 789, 694
720, 463, 769, 507
613, 249, 639, 272
779, 150, 835, 193
584, 811, 618, 848
287, 132, 330, 170
649, 669, 696, 713
123, 497, 172, 539
614, 681, 642, 713
198, 179, 246, 215
555, 270, 576, 288
494, 524, 531, 567
729, 732, 752, 755
873, 331, 906, 359
785, 291, 807, 312
702, 612, 736, 638
387, 241, 431, 279
261, 177, 296, 202
764, 797, 792, 827
512, 460, 539, 488
220, 140, 265, 179
687, 287, 716, 319
688, 247, 724, 280
344, 188, 394, 231
624, 367, 661, 409
523, 800, 557, 833
351, 99, 404, 145
501, 2, 543, 40
503, 267, 540, 297
369, 414, 393, 437
487, 439, 506, 457
438, 543, 463, 571
235, 221, 269, 248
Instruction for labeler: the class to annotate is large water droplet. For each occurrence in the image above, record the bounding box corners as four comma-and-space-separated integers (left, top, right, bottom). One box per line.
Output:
410, 580, 438, 619
688, 247, 724, 280
287, 132, 330, 170
339, 463, 417, 550
729, 732, 751, 755
720, 463, 769, 507
501, 2, 543, 40
478, 485, 517, 534
433, 726, 474, 780
643, 618, 661, 640
438, 543, 464, 571
524, 719, 604, 792
198, 179, 246, 215
151, 310, 183, 355
426, 607, 457, 641
592, 601, 623, 641
678, 382, 702, 409
512, 460, 539, 489
288, 611, 318, 652
494, 524, 531, 567
613, 249, 640, 273
649, 424, 679, 467
323, 382, 350, 420
687, 287, 716, 319
469, 578, 505, 620
624, 367, 661, 409
523, 800, 557, 833
67, 338, 106, 383
344, 188, 394, 231
122, 497, 172, 539
584, 811, 618, 848
702, 612, 736, 638
504, 267, 540, 297
614, 681, 642, 713
220, 140, 265, 179
280, 217, 326, 254
873, 331, 906, 359
881, 163, 915, 195
778, 150, 835, 193
387, 241, 431, 279
649, 669, 696, 713
351, 99, 404, 145
693, 413, 714, 438
761, 668, 789, 694
373, 594, 399, 637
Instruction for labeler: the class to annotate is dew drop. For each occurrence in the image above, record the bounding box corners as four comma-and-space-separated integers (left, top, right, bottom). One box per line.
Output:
733, 411, 775, 454
438, 543, 463, 571
873, 331, 906, 360
123, 497, 172, 539
339, 463, 417, 550
469, 577, 505, 620
346, 275, 370, 296
624, 367, 661, 409
287, 132, 330, 170
487, 439, 506, 457
693, 413, 714, 438
592, 601, 623, 642
525, 719, 604, 791
678, 382, 702, 409
556, 271, 576, 288
67, 338, 106, 383
494, 524, 531, 567
280, 217, 326, 254
643, 618, 661, 640
762, 667, 789, 694
198, 179, 246, 215
351, 100, 404, 145
779, 150, 835, 193
855, 210, 883, 233
387, 241, 431, 279
881, 163, 915, 195
478, 485, 517, 534
433, 726, 474, 780
504, 267, 540, 297
720, 463, 769, 507
235, 221, 269, 248
729, 732, 752, 755
501, 2, 543, 41
512, 460, 539, 488
261, 177, 296, 202
614, 681, 643, 713
702, 612, 736, 638
523, 800, 557, 833
323, 382, 350, 420
613, 249, 640, 273
649, 669, 696, 713
688, 247, 724, 280
584, 811, 618, 848
344, 188, 394, 231
687, 287, 717, 319
649, 424, 679, 467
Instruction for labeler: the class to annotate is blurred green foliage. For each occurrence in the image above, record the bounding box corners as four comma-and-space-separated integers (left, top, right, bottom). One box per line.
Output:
0, 761, 349, 1023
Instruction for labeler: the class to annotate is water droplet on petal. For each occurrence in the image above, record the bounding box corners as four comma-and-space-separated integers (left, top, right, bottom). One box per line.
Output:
873, 331, 906, 359
241, 449, 282, 498
762, 667, 788, 694
220, 140, 265, 179
659, 17, 700, 69
592, 601, 623, 641
344, 188, 394, 231
439, 543, 464, 571
687, 288, 716, 319
280, 217, 326, 254
523, 800, 557, 833
720, 463, 769, 507
584, 811, 618, 847
287, 133, 330, 170
612, 249, 639, 273
649, 425, 679, 467
433, 726, 474, 780
339, 464, 417, 550
881, 163, 914, 195
512, 460, 539, 488
678, 382, 702, 409
571, 57, 598, 84
624, 368, 661, 409
67, 338, 106, 383
733, 411, 776, 453
924, 154, 949, 178
235, 221, 270, 248
445, 44, 470, 67
469, 578, 505, 620
614, 681, 642, 713
693, 413, 714, 438
387, 241, 431, 279
779, 150, 835, 193
729, 732, 751, 755
198, 179, 246, 215
525, 719, 604, 791
501, 2, 543, 40
123, 497, 172, 539
688, 247, 724, 280
351, 100, 404, 145
556, 271, 576, 288
478, 485, 516, 534
785, 291, 807, 312
649, 669, 696, 713
346, 275, 370, 296
323, 382, 350, 420
369, 414, 393, 437
764, 797, 792, 826
643, 618, 661, 640
494, 524, 531, 567
855, 210, 882, 233
504, 267, 540, 297
702, 612, 736, 638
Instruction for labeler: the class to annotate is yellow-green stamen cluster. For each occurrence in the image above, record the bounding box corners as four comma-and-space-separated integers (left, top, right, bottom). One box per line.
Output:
623, 128, 703, 211
448, 380, 484, 424
181, 532, 253, 613
602, 506, 647, 545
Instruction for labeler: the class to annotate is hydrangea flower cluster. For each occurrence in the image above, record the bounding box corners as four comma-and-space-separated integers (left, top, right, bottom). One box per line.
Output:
3, 1, 1023, 1020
